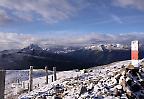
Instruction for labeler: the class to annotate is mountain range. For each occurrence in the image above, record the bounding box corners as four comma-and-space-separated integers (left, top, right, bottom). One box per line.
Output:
0, 44, 144, 70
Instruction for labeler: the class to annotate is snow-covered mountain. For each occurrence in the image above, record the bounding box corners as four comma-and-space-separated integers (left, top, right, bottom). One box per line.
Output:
22, 44, 43, 51
0, 43, 144, 70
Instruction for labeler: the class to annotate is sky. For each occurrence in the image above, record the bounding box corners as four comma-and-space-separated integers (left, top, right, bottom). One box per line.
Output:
0, 0, 144, 50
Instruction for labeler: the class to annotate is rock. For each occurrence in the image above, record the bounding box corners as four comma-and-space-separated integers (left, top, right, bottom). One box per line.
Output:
126, 77, 132, 86
119, 79, 126, 91
87, 83, 93, 89
87, 83, 94, 93
115, 74, 121, 83
35, 96, 42, 99
139, 94, 144, 99
80, 69, 87, 74
18, 60, 144, 99
79, 86, 87, 95
115, 85, 122, 90
125, 88, 136, 99
119, 76, 125, 84
54, 95, 62, 99
121, 93, 128, 99
127, 63, 134, 70
107, 72, 114, 77
131, 83, 141, 92
53, 84, 64, 95
141, 67, 144, 72
114, 88, 121, 97
121, 65, 125, 68
131, 69, 139, 76
111, 78, 117, 85
121, 69, 126, 76
139, 80, 144, 88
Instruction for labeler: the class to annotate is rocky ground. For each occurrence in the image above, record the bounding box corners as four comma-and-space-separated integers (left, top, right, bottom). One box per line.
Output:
6, 60, 144, 99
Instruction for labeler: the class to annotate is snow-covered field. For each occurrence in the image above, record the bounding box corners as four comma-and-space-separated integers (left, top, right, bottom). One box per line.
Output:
5, 69, 53, 99
5, 60, 144, 99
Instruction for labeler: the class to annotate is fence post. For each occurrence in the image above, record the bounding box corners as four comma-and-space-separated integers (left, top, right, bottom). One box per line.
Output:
45, 66, 48, 84
29, 66, 33, 92
53, 67, 57, 81
52, 76, 53, 82
22, 81, 25, 89
0, 69, 5, 99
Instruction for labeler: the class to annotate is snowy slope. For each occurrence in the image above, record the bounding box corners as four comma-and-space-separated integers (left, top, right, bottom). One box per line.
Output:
5, 60, 144, 99
5, 69, 53, 99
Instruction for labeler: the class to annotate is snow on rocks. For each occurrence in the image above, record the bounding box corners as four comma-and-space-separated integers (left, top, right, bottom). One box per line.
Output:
14, 60, 144, 99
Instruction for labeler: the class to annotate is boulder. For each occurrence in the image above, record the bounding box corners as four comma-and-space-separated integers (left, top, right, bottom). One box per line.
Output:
127, 64, 134, 70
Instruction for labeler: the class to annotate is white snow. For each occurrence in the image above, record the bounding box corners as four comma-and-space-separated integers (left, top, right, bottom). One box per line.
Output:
5, 60, 144, 99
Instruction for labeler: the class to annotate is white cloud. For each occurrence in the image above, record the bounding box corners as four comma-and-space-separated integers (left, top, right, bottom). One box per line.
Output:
113, 0, 144, 10
1, 32, 144, 51
37, 32, 144, 45
0, 32, 37, 50
0, 9, 12, 24
0, 0, 78, 24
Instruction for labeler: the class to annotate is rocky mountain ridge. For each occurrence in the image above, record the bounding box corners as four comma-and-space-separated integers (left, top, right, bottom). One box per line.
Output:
0, 44, 144, 70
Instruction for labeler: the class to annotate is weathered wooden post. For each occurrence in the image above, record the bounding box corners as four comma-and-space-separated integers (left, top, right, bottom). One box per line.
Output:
27, 83, 29, 90
29, 66, 33, 92
45, 66, 48, 84
0, 69, 5, 99
22, 81, 25, 89
52, 75, 53, 82
53, 67, 57, 81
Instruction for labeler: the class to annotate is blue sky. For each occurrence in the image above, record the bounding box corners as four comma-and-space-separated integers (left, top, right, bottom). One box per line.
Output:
0, 0, 144, 34
0, 0, 144, 50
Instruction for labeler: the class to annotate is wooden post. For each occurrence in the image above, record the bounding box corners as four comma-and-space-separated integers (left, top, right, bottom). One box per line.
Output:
22, 81, 25, 89
29, 66, 33, 92
27, 83, 29, 90
45, 66, 48, 84
53, 67, 57, 81
0, 69, 5, 99
52, 76, 53, 82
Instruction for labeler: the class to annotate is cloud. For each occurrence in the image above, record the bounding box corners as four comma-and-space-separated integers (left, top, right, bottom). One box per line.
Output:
37, 32, 144, 45
1, 32, 144, 51
0, 32, 36, 50
0, 0, 79, 24
0, 9, 12, 25
113, 0, 144, 10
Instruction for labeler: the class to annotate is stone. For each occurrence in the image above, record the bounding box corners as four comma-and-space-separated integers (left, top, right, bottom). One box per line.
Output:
121, 70, 126, 76
115, 74, 121, 83
89, 69, 93, 72
126, 88, 132, 97
79, 86, 87, 95
53, 84, 64, 95
114, 88, 121, 97
139, 80, 144, 88
87, 83, 94, 93
115, 85, 122, 90
127, 64, 134, 70
121, 93, 128, 99
131, 83, 141, 92
120, 79, 126, 91
54, 95, 62, 99
126, 77, 132, 86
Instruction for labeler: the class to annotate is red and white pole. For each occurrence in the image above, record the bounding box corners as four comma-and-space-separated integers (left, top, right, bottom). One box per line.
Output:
131, 40, 139, 68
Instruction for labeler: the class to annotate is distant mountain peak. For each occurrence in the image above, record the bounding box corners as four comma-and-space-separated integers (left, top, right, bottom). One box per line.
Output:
23, 44, 42, 51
